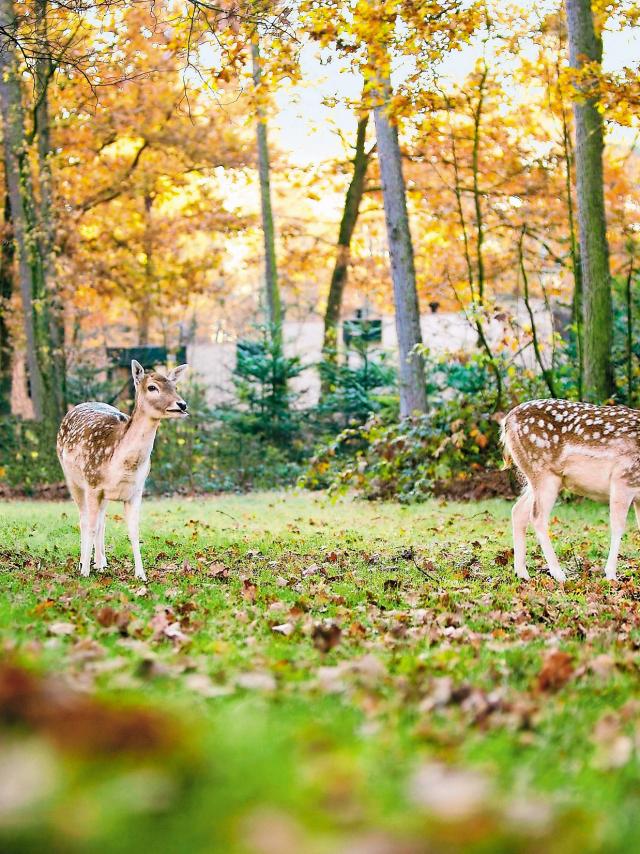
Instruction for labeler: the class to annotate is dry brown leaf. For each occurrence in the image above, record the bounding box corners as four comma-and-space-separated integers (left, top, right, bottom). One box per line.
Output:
536, 649, 574, 692
242, 579, 258, 602
311, 621, 342, 653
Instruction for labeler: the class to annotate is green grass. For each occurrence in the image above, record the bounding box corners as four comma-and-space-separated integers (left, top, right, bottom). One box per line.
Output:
1, 491, 640, 852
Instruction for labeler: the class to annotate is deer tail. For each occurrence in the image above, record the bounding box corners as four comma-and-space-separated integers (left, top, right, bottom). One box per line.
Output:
499, 416, 513, 470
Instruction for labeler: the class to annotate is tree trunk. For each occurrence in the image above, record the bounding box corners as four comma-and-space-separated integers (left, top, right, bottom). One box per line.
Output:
373, 79, 426, 416
0, 188, 13, 414
251, 37, 282, 343
625, 254, 635, 405
139, 191, 153, 346
322, 112, 371, 369
565, 0, 613, 402
471, 64, 488, 304
561, 94, 584, 397
35, 0, 65, 415
0, 0, 53, 423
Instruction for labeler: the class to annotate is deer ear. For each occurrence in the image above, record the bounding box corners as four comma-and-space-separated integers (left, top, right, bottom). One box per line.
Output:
131, 360, 145, 388
168, 364, 189, 384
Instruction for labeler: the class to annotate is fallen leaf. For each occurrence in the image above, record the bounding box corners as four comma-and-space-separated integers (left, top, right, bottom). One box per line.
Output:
95, 607, 130, 633
236, 671, 277, 692
149, 607, 187, 644
410, 762, 492, 819
184, 673, 234, 698
419, 676, 453, 712
272, 622, 295, 637
589, 654, 616, 679
0, 663, 177, 755
242, 579, 258, 602
164, 622, 187, 642
209, 563, 229, 580
69, 639, 106, 662
536, 649, 573, 692
0, 739, 59, 821
312, 621, 342, 653
593, 713, 634, 769
47, 622, 75, 637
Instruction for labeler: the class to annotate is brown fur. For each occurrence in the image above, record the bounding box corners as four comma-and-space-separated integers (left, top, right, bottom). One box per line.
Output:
501, 398, 640, 582
56, 362, 188, 579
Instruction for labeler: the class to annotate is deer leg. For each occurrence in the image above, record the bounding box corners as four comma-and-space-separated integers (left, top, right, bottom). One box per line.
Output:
529, 474, 565, 582
512, 488, 533, 580
68, 482, 86, 573
80, 492, 100, 578
124, 494, 146, 581
604, 484, 634, 582
94, 500, 108, 570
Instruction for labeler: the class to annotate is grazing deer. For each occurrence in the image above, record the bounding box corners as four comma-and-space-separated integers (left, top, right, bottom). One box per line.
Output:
57, 360, 189, 580
502, 399, 640, 583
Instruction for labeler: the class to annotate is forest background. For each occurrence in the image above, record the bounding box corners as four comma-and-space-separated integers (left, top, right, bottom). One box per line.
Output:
0, 0, 639, 500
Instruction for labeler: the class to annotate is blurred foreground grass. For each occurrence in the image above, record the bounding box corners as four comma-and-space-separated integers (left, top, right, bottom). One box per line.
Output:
2, 492, 640, 852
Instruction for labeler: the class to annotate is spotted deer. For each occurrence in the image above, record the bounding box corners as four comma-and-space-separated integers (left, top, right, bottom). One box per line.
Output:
57, 361, 189, 580
501, 399, 640, 583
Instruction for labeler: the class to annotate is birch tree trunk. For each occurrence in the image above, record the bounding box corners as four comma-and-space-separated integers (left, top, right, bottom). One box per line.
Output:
251, 37, 282, 343
322, 112, 371, 364
0, 189, 12, 414
565, 0, 613, 402
139, 191, 154, 346
0, 0, 51, 422
373, 80, 426, 416
35, 0, 65, 414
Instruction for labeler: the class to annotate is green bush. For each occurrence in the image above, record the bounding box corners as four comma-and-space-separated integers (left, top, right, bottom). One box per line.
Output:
149, 379, 304, 493
0, 377, 304, 495
302, 396, 503, 502
0, 418, 61, 491
316, 350, 396, 428
221, 327, 305, 446
65, 361, 121, 406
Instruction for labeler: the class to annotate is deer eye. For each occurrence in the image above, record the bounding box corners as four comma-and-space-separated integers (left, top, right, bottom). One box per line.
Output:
147, 384, 158, 392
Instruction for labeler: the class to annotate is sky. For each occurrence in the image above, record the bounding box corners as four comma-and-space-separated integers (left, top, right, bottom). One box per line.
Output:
272, 19, 640, 167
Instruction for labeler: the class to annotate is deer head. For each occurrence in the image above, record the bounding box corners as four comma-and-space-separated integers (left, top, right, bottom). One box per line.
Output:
131, 360, 189, 420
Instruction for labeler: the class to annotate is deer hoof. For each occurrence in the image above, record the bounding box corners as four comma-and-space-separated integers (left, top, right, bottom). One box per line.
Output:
549, 568, 566, 583
515, 569, 530, 581
80, 565, 91, 578
605, 572, 618, 583
135, 571, 147, 582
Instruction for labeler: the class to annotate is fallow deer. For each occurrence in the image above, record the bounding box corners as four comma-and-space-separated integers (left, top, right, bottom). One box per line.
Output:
57, 360, 189, 580
502, 398, 640, 583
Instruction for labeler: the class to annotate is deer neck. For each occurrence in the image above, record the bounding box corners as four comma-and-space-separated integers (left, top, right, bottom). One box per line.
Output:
120, 405, 161, 461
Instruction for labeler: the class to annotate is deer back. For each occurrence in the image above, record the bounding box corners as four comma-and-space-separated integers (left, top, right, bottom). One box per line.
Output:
503, 399, 640, 493
57, 402, 129, 487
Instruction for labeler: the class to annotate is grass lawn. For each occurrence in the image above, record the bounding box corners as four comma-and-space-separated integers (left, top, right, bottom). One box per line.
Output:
2, 491, 640, 852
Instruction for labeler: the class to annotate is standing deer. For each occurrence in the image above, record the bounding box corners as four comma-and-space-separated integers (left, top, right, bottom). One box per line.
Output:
502, 399, 640, 583
57, 361, 189, 580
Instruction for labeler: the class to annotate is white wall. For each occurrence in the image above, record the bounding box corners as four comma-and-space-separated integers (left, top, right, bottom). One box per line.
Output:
188, 301, 555, 407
